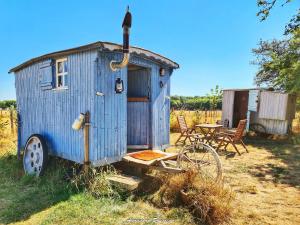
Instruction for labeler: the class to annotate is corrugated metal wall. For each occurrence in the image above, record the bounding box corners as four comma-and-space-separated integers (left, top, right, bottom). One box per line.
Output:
221, 90, 235, 128
15, 50, 97, 163
250, 112, 289, 135
259, 91, 289, 120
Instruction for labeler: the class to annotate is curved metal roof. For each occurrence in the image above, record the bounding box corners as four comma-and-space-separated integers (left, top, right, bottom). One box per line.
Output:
9, 41, 179, 73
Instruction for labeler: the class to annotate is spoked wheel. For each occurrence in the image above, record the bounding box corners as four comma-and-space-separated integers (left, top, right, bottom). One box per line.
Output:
177, 142, 222, 182
23, 134, 48, 176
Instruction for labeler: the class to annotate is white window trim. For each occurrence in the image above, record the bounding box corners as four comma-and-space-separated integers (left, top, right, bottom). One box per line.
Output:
55, 58, 68, 89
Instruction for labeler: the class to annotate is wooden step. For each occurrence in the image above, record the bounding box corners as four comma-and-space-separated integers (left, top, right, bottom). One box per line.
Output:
107, 174, 142, 191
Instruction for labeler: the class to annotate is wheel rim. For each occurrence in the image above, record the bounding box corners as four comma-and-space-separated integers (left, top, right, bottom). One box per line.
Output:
23, 136, 44, 176
177, 143, 222, 181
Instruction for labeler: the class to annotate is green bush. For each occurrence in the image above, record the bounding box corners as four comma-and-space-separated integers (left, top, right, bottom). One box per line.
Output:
171, 96, 222, 110
0, 100, 16, 109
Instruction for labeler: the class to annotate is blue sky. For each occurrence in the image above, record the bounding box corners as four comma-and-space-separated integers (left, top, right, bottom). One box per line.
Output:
0, 0, 299, 100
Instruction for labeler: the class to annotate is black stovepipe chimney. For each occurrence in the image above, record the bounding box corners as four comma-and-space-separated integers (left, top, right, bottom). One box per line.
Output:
110, 7, 132, 71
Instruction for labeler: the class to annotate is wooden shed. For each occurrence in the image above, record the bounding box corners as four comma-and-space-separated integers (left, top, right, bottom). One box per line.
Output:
9, 40, 179, 170
222, 88, 296, 135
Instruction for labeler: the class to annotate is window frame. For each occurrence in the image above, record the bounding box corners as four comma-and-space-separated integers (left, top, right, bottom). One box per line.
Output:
55, 58, 68, 89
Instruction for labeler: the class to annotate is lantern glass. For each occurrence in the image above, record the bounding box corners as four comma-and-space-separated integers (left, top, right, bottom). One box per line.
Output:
115, 78, 124, 93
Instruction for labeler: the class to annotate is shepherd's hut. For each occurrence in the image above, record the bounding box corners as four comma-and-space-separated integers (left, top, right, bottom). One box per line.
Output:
9, 9, 179, 175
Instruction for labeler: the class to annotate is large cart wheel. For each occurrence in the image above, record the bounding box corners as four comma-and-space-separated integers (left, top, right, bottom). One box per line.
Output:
177, 142, 222, 182
23, 134, 48, 176
249, 123, 267, 135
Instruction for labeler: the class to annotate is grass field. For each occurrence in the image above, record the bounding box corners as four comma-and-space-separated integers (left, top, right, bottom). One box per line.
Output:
170, 133, 300, 225
0, 111, 300, 224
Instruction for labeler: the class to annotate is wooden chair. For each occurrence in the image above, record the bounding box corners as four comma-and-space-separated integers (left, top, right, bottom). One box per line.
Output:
175, 115, 201, 145
216, 119, 229, 128
215, 119, 248, 155
216, 119, 230, 133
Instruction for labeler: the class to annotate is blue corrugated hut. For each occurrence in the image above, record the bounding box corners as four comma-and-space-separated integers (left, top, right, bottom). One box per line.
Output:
9, 41, 179, 170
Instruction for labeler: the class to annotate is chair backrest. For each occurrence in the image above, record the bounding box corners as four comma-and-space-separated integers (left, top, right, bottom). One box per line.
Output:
233, 119, 247, 141
223, 119, 229, 128
216, 119, 229, 128
177, 115, 188, 133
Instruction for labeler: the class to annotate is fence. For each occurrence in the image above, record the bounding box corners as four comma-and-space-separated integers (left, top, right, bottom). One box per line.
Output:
0, 109, 17, 155
170, 110, 222, 132
1, 109, 300, 141
0, 109, 17, 135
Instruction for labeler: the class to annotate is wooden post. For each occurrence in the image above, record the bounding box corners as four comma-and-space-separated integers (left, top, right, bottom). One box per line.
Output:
10, 109, 14, 135
84, 111, 90, 174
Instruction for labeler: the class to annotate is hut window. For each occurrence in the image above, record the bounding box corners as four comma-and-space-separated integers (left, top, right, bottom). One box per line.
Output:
55, 58, 68, 88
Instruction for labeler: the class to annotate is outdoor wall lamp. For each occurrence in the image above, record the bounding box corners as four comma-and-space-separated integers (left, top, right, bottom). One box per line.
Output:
115, 78, 124, 93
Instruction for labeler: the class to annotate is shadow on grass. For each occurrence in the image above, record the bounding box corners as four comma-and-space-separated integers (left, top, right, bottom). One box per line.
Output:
0, 152, 76, 224
245, 136, 300, 188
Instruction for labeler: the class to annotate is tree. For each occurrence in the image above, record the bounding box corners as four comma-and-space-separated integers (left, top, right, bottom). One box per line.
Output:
207, 85, 222, 110
253, 0, 300, 94
257, 0, 299, 34
252, 29, 300, 93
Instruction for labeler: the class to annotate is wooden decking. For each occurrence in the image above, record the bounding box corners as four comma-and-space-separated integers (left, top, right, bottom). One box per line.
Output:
123, 150, 178, 166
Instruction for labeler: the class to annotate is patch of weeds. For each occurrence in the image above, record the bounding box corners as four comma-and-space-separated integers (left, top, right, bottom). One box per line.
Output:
0, 154, 73, 224
149, 169, 234, 225
291, 134, 300, 145
69, 165, 129, 200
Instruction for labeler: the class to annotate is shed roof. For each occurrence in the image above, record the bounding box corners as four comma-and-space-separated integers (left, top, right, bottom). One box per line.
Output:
222, 88, 266, 92
9, 41, 179, 73
222, 88, 293, 95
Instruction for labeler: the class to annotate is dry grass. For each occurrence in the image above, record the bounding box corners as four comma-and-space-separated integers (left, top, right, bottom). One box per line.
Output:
171, 110, 300, 135
292, 111, 300, 133
151, 170, 234, 225
169, 133, 300, 225
1, 109, 300, 224
0, 110, 17, 156
170, 110, 222, 132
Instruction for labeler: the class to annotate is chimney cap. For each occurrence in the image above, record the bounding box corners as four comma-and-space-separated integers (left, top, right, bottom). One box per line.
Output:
122, 6, 132, 28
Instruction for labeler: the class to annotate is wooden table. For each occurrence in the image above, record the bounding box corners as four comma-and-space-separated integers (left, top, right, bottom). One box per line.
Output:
195, 124, 223, 144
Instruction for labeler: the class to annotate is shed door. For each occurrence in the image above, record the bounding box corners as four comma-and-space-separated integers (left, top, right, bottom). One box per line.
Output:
248, 90, 260, 112
233, 91, 249, 127
127, 66, 150, 149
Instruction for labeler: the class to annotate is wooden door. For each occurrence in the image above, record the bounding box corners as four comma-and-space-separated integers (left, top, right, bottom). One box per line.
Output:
127, 101, 150, 148
233, 91, 249, 127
